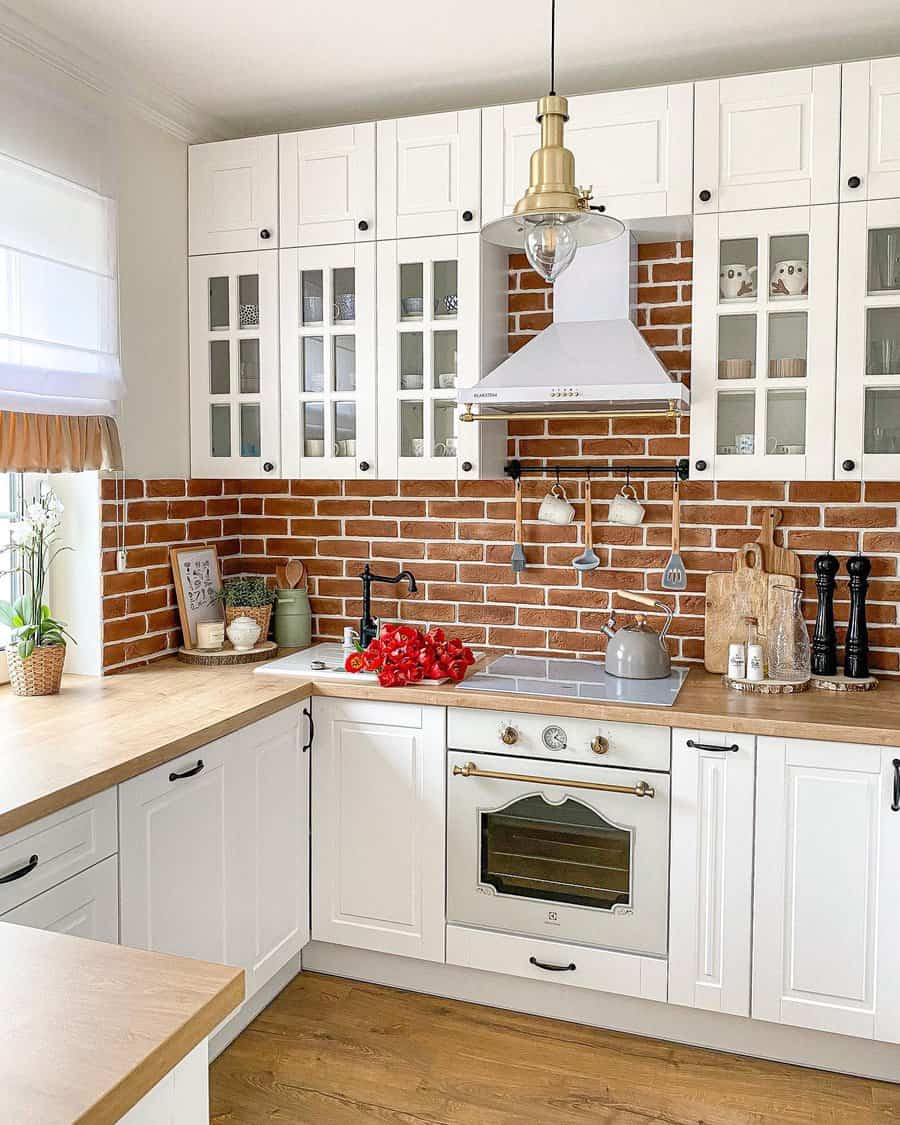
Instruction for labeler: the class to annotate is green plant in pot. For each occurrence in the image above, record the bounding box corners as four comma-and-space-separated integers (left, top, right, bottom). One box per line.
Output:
219, 576, 276, 641
0, 488, 74, 696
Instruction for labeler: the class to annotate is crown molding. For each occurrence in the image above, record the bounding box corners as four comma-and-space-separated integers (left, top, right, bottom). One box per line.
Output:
0, 2, 231, 143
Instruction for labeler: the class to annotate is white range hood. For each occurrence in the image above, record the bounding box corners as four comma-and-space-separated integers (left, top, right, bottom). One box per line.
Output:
461, 234, 690, 417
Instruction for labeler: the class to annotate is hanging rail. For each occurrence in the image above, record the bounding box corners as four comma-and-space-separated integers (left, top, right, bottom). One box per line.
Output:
504, 458, 690, 482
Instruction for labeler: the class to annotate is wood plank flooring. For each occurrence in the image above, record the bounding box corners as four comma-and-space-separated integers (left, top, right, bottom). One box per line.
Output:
210, 972, 900, 1124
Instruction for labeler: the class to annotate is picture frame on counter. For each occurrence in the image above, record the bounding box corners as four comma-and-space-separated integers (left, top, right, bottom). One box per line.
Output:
170, 544, 224, 648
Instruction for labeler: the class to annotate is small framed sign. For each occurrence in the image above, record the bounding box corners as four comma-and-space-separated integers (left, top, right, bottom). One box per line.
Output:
170, 545, 224, 648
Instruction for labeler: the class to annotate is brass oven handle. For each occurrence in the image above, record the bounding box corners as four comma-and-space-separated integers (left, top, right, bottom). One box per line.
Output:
451, 761, 655, 799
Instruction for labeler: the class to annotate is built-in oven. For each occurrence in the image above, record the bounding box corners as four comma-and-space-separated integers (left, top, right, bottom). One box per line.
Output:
447, 708, 670, 956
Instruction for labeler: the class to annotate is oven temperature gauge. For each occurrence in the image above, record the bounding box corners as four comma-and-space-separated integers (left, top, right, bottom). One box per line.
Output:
541, 724, 567, 751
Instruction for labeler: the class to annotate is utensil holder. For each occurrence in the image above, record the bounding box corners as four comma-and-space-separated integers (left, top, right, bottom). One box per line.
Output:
274, 589, 311, 649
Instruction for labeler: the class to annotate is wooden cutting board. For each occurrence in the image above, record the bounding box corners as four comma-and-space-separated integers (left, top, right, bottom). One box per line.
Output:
755, 508, 801, 580
704, 543, 795, 673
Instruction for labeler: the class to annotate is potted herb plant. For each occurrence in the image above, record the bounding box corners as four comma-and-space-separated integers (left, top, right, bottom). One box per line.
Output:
0, 488, 73, 696
219, 576, 276, 640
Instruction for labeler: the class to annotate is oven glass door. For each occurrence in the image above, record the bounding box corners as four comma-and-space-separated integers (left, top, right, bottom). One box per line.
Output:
447, 750, 669, 955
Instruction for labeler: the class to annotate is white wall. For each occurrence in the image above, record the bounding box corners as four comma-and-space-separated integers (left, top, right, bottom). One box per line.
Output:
0, 37, 190, 478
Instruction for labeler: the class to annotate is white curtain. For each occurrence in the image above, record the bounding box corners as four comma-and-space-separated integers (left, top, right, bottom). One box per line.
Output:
0, 151, 123, 418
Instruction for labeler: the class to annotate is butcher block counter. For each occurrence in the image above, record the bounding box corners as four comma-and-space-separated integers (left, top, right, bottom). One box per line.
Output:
0, 922, 242, 1124
3, 653, 900, 836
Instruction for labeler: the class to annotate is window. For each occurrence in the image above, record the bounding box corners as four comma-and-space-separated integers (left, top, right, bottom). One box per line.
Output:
0, 473, 18, 647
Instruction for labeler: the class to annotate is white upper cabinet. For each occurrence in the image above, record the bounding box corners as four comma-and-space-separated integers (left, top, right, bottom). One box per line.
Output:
669, 730, 755, 1017
482, 84, 693, 226
280, 242, 378, 479
377, 110, 481, 239
835, 197, 900, 480
691, 205, 838, 481
189, 250, 281, 478
694, 67, 840, 213
841, 57, 900, 202
189, 136, 278, 255
279, 124, 376, 247
753, 738, 900, 1044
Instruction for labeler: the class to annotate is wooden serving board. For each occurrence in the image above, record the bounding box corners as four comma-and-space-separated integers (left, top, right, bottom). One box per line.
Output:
755, 508, 801, 580
704, 544, 795, 673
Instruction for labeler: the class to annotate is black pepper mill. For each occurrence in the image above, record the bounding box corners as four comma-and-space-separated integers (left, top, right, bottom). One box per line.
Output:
844, 554, 872, 679
812, 553, 839, 676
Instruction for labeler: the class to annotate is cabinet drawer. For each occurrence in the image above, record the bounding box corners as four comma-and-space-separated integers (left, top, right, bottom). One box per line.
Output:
0, 789, 117, 914
1, 855, 119, 943
446, 925, 667, 1001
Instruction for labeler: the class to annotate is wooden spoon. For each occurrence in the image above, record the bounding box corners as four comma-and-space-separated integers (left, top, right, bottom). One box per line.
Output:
285, 559, 305, 589
275, 564, 289, 589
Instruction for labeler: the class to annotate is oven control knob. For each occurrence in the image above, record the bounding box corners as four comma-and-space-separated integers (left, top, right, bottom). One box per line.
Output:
590, 734, 609, 755
499, 724, 519, 746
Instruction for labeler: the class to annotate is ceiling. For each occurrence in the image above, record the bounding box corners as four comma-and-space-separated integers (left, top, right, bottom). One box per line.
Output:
6, 0, 900, 139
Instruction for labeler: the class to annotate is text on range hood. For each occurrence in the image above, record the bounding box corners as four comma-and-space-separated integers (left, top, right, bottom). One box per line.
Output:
460, 234, 690, 419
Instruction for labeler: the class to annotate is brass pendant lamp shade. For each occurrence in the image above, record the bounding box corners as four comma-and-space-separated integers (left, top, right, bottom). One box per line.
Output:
480, 2, 624, 280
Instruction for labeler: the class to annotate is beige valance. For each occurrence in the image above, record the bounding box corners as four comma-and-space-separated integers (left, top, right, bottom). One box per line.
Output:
0, 412, 123, 473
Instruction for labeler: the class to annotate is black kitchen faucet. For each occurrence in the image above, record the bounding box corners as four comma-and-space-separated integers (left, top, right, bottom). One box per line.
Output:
358, 564, 418, 647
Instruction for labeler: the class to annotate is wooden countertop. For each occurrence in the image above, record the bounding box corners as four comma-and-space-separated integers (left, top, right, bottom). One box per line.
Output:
3, 654, 900, 837
0, 922, 243, 1124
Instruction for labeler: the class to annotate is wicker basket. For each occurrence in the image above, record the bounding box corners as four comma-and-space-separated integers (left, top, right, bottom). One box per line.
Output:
224, 604, 272, 639
6, 643, 66, 697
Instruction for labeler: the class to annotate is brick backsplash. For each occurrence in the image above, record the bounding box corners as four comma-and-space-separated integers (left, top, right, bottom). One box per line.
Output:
100, 243, 900, 676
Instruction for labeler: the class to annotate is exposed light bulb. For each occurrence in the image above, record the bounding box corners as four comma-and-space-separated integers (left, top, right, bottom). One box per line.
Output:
523, 217, 579, 282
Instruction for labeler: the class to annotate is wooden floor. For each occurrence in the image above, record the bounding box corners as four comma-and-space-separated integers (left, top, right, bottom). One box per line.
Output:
210, 972, 900, 1124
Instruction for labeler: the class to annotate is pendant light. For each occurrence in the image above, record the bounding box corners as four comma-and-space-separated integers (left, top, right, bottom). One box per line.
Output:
480, 0, 624, 282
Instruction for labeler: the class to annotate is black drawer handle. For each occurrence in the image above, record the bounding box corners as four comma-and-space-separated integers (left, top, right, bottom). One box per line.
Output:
302, 705, 314, 754
686, 739, 739, 753
169, 759, 204, 782
529, 955, 575, 972
892, 759, 900, 812
0, 854, 38, 884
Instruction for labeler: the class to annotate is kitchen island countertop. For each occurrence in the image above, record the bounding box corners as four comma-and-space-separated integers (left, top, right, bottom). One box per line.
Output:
3, 653, 900, 836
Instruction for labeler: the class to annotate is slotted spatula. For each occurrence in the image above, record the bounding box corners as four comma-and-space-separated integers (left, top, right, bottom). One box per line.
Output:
661, 477, 687, 590
511, 478, 526, 573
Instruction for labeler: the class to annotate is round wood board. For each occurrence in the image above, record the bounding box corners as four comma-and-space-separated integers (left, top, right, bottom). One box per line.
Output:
722, 674, 810, 694
812, 672, 878, 692
177, 641, 278, 666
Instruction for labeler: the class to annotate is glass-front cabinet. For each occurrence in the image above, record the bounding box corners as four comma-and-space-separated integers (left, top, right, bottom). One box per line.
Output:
836, 198, 900, 479
280, 243, 377, 478
691, 207, 838, 480
188, 251, 280, 477
377, 234, 483, 479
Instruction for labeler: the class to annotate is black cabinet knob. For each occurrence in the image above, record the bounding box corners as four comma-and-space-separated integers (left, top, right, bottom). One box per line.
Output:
259, 228, 272, 239
263, 461, 275, 473
847, 176, 862, 190
359, 460, 370, 472
695, 459, 708, 472
698, 189, 712, 203
462, 210, 474, 222
842, 459, 856, 472
357, 219, 369, 231
590, 204, 606, 213
461, 461, 473, 472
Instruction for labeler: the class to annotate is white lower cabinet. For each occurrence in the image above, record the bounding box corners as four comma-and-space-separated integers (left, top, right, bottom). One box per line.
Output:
312, 698, 445, 961
120, 706, 309, 1002
753, 737, 900, 1043
1, 855, 119, 943
668, 730, 755, 1016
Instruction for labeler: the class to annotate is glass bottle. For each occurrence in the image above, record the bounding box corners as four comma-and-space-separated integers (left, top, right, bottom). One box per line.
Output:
745, 616, 765, 682
767, 585, 811, 681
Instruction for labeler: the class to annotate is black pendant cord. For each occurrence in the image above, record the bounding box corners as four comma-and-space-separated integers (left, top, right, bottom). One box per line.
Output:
812, 553, 839, 676
845, 554, 872, 679
549, 0, 556, 95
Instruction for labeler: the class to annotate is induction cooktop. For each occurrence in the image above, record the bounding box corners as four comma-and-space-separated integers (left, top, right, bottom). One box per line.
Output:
458, 654, 689, 707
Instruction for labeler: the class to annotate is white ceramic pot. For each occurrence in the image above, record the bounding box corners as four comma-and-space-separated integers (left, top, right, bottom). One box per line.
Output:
226, 615, 262, 651
770, 259, 808, 297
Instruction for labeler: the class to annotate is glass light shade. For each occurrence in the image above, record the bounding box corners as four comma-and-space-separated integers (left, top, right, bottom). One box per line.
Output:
524, 218, 578, 282
481, 209, 625, 282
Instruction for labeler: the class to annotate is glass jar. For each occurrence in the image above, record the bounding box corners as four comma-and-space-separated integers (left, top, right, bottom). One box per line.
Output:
767, 585, 811, 681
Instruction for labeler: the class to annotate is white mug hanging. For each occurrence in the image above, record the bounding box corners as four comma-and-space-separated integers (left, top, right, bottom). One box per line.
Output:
608, 483, 645, 526
538, 483, 576, 525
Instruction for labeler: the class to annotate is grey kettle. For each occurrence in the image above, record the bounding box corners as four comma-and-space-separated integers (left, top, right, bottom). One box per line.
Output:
601, 591, 673, 679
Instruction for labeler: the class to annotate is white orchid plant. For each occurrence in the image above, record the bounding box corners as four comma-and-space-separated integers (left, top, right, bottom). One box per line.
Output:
0, 487, 74, 660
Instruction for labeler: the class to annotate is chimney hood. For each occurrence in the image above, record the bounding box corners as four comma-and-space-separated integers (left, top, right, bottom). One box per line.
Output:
460, 234, 689, 420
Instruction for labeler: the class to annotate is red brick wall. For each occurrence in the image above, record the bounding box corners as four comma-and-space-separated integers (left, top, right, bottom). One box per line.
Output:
101, 242, 900, 676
